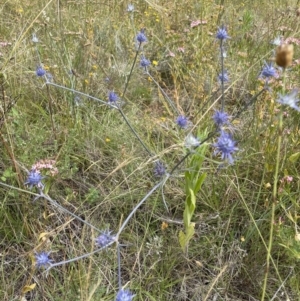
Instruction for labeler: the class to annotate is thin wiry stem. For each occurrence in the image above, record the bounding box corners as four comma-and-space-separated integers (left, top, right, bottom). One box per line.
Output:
45, 82, 110, 106
161, 185, 169, 212
220, 40, 225, 111
116, 179, 167, 237
34, 42, 42, 65
45, 242, 115, 272
194, 88, 220, 119
45, 84, 56, 139
39, 192, 102, 233
34, 42, 51, 89
118, 106, 153, 156
146, 71, 179, 114
232, 88, 266, 120
121, 43, 141, 98
117, 244, 122, 289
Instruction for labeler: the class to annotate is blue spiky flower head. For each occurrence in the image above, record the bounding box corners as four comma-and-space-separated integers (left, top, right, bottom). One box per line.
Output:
140, 56, 150, 67
115, 289, 135, 301
259, 62, 278, 79
136, 29, 147, 43
25, 169, 44, 189
213, 110, 230, 128
154, 161, 166, 177
216, 26, 230, 41
213, 130, 238, 164
108, 91, 119, 103
95, 230, 115, 248
36, 66, 46, 77
176, 115, 189, 129
218, 70, 229, 83
34, 251, 53, 269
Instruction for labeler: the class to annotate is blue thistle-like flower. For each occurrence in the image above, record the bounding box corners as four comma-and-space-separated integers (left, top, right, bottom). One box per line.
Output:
108, 91, 119, 103
277, 89, 300, 111
25, 169, 44, 189
36, 66, 46, 77
176, 115, 189, 129
95, 230, 115, 248
216, 26, 230, 41
35, 251, 53, 268
140, 56, 150, 67
136, 29, 147, 43
213, 110, 230, 127
154, 161, 166, 177
213, 131, 238, 164
259, 62, 278, 79
218, 70, 229, 83
115, 289, 135, 301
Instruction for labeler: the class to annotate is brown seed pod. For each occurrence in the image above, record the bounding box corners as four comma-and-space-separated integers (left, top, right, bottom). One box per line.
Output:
275, 44, 294, 68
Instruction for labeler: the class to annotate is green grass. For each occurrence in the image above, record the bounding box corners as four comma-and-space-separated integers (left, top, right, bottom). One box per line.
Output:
1, 0, 300, 300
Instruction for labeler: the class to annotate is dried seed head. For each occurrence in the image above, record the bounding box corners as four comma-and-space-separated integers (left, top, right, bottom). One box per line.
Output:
275, 43, 294, 68
296, 8, 300, 17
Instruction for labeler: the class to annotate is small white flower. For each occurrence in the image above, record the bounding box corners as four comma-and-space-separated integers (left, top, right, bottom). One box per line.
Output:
271, 36, 282, 46
277, 89, 300, 112
32, 33, 39, 43
185, 133, 200, 149
220, 50, 227, 58
127, 4, 134, 12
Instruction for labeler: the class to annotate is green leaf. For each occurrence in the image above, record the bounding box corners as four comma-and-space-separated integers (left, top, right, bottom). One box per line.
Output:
185, 171, 191, 194
186, 223, 195, 242
179, 230, 186, 251
183, 188, 196, 228
194, 173, 207, 194
178, 224, 195, 252
289, 152, 300, 163
183, 201, 190, 229
3, 167, 13, 178
188, 188, 196, 213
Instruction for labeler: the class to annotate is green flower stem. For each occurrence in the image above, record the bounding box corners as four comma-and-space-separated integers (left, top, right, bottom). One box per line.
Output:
261, 71, 285, 300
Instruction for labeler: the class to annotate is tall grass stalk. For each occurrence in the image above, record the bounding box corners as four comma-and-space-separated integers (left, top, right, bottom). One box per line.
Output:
233, 176, 285, 295
261, 71, 286, 301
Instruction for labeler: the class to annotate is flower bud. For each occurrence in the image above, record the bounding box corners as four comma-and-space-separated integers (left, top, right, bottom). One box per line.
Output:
275, 43, 294, 68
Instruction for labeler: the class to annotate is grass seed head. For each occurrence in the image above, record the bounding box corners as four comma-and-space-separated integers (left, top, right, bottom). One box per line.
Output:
275, 43, 294, 68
